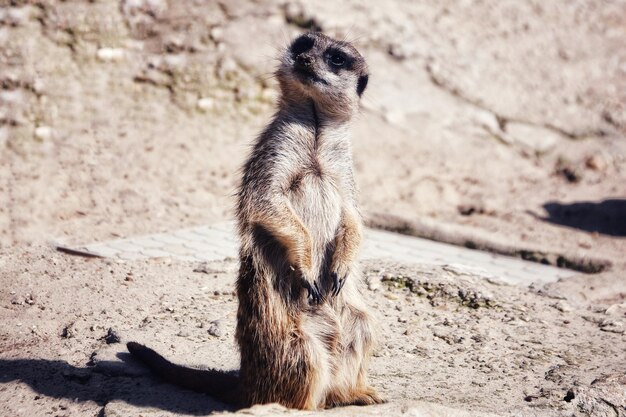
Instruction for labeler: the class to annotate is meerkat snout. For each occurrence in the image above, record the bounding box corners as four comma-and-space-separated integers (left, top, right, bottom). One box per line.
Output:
295, 54, 315, 70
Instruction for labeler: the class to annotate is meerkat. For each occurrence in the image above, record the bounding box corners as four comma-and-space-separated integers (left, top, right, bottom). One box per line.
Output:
127, 31, 383, 410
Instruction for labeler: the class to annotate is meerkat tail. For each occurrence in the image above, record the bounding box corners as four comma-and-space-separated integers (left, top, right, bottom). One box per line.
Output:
127, 342, 240, 405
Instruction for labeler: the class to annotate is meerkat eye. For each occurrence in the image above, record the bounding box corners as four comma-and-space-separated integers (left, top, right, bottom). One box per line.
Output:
329, 52, 346, 67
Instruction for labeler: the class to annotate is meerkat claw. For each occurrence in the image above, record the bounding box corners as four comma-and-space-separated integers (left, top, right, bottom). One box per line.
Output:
335, 278, 345, 296
331, 272, 347, 296
331, 272, 340, 296
314, 281, 323, 304
330, 272, 339, 295
304, 280, 322, 305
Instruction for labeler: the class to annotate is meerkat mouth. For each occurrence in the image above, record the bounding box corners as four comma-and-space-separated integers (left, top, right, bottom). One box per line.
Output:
293, 67, 328, 86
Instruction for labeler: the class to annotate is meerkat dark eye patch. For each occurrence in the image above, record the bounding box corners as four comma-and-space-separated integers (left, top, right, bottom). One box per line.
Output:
324, 48, 354, 72
290, 35, 314, 57
356, 74, 368, 96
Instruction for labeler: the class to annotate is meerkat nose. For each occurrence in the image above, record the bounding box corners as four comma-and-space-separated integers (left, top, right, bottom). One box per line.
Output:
295, 55, 314, 68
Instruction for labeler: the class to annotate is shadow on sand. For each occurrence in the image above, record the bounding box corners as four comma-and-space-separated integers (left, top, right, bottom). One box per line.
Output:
540, 199, 626, 237
0, 354, 235, 415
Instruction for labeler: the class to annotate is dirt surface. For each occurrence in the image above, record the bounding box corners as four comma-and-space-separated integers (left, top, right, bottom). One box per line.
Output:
1, 0, 626, 416
1, 247, 625, 416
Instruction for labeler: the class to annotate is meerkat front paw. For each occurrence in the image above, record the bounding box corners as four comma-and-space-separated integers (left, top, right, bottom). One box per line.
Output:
302, 279, 323, 305
329, 259, 350, 297
292, 263, 322, 305
330, 272, 347, 296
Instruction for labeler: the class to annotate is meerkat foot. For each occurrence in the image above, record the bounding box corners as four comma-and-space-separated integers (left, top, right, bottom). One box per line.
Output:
324, 387, 385, 408
348, 387, 386, 406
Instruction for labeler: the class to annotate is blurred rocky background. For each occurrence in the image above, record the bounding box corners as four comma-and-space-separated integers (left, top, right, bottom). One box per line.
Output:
1, 0, 625, 271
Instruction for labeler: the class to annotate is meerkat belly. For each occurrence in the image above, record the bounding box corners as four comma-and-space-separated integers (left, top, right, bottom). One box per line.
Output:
288, 171, 342, 269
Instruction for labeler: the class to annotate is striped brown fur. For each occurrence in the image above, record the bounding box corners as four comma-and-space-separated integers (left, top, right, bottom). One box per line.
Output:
128, 32, 382, 410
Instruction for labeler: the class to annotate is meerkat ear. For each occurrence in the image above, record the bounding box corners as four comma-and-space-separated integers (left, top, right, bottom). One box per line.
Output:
356, 74, 369, 96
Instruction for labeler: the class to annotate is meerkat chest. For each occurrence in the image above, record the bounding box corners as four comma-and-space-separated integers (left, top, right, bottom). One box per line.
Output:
310, 131, 352, 181
286, 133, 352, 241
288, 172, 342, 243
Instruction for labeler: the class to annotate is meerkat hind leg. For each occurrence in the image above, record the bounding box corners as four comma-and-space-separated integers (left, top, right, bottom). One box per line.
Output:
287, 308, 340, 410
325, 299, 385, 407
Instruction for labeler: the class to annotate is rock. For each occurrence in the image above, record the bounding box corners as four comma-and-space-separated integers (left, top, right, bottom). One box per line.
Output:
121, 0, 167, 18
571, 373, 626, 416
196, 97, 215, 112
366, 274, 382, 291
104, 328, 121, 344
433, 330, 464, 345
552, 300, 573, 313
209, 26, 224, 43
387, 42, 419, 61
505, 122, 562, 154
96, 48, 126, 62
208, 320, 223, 337
605, 302, 626, 317
457, 203, 486, 216
60, 323, 76, 339
599, 320, 624, 334
283, 2, 322, 31
216, 57, 239, 81
555, 157, 583, 183
193, 262, 230, 274
24, 293, 35, 305
34, 126, 53, 141
1, 6, 31, 26
472, 109, 503, 137
585, 153, 608, 171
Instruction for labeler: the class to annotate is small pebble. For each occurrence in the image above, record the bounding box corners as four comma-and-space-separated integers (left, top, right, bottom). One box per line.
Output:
553, 300, 573, 313
61, 324, 75, 339
104, 328, 121, 344
585, 154, 608, 171
210, 26, 224, 43
605, 302, 626, 317
24, 293, 36, 305
34, 126, 53, 141
197, 97, 215, 112
208, 320, 223, 337
97, 47, 125, 62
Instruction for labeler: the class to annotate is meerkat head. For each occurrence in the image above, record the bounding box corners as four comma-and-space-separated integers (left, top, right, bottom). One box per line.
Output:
277, 32, 369, 118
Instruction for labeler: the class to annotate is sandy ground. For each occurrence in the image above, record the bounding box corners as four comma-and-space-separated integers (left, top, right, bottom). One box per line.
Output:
1, 246, 625, 417
1, 0, 626, 416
